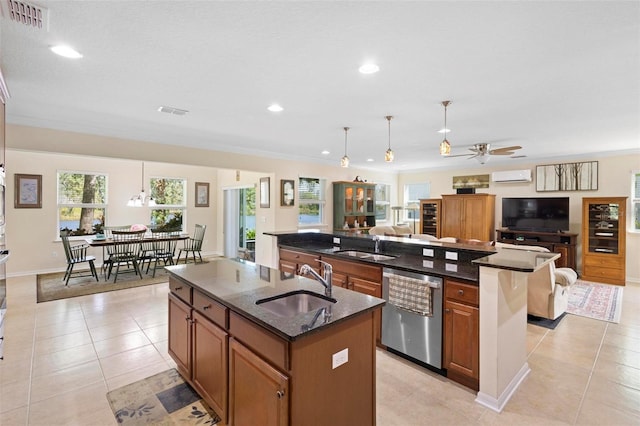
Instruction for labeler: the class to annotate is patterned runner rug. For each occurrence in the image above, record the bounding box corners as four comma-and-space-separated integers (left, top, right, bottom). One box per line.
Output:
107, 369, 221, 425
566, 279, 623, 323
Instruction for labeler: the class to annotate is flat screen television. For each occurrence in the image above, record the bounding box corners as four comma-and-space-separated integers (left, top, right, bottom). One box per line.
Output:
502, 197, 570, 232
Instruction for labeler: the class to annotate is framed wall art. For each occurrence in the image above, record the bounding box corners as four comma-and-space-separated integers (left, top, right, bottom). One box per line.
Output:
536, 161, 598, 192
260, 177, 270, 208
15, 173, 42, 208
281, 179, 295, 206
195, 182, 209, 207
452, 174, 490, 189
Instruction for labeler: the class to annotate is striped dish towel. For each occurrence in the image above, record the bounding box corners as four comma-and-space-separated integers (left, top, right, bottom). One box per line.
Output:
388, 275, 434, 316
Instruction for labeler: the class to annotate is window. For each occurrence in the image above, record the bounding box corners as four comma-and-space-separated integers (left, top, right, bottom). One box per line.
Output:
149, 177, 186, 231
632, 171, 640, 232
404, 183, 430, 220
58, 171, 107, 237
298, 177, 325, 227
375, 183, 391, 222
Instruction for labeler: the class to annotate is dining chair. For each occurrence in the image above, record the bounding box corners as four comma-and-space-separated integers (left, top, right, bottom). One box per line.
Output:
177, 224, 206, 264
145, 229, 180, 277
101, 225, 131, 277
60, 232, 100, 285
107, 229, 145, 282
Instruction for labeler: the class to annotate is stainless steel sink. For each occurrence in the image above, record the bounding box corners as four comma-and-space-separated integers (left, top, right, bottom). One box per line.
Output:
256, 290, 337, 318
335, 250, 396, 261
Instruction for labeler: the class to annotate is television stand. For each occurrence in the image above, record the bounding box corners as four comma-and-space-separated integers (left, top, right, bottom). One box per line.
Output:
496, 229, 578, 270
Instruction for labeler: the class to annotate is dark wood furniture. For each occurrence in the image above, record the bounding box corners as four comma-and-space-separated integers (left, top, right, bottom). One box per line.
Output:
332, 181, 376, 232
441, 194, 495, 242
581, 197, 627, 285
495, 229, 578, 270
418, 198, 441, 238
443, 278, 479, 391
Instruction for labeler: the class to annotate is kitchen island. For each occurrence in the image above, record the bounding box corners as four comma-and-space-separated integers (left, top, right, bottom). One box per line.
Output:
165, 259, 385, 426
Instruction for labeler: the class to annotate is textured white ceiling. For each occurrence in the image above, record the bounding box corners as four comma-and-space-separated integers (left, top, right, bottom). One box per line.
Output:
1, 1, 638, 172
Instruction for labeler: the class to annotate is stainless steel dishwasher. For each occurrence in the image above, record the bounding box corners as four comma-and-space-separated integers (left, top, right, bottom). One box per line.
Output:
381, 268, 443, 369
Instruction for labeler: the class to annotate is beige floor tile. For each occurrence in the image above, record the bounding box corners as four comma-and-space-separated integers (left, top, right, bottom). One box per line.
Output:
152, 339, 173, 361
29, 359, 104, 403
0, 405, 28, 426
34, 318, 88, 341
0, 379, 30, 414
592, 357, 640, 390
93, 330, 152, 359
98, 344, 166, 379
131, 311, 167, 329
597, 342, 640, 369
88, 318, 142, 342
32, 343, 98, 377
141, 323, 167, 343
33, 329, 93, 355
0, 356, 33, 384
575, 397, 640, 426
27, 380, 114, 426
602, 329, 640, 351
105, 360, 173, 391
584, 373, 640, 417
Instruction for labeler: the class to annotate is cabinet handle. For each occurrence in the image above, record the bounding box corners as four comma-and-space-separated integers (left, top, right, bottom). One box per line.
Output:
458, 289, 464, 296
203, 304, 211, 310
445, 308, 450, 313
175, 286, 183, 290
276, 390, 285, 399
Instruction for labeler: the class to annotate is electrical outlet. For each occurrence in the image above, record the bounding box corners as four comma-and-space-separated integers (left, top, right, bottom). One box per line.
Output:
332, 348, 348, 369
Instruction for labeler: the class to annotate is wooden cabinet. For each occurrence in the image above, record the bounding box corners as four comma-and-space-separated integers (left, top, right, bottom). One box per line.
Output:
582, 197, 627, 285
168, 281, 229, 423
441, 194, 495, 242
229, 338, 289, 426
495, 229, 578, 270
278, 248, 320, 275
333, 181, 376, 232
419, 199, 441, 238
443, 279, 479, 391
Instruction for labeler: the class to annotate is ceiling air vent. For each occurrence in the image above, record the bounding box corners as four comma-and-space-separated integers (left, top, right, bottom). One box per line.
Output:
2, 0, 48, 30
157, 106, 189, 116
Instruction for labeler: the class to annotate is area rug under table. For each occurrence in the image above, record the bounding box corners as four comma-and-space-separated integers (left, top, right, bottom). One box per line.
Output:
566, 279, 624, 323
107, 368, 221, 425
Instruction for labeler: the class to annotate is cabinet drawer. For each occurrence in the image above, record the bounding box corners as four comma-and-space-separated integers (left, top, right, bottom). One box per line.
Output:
194, 290, 228, 329
351, 277, 381, 298
584, 255, 624, 269
583, 265, 625, 282
445, 280, 479, 306
169, 276, 192, 304
322, 256, 382, 282
279, 249, 318, 266
229, 312, 289, 371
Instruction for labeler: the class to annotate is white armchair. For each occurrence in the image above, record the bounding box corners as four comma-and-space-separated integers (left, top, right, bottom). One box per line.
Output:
495, 242, 578, 320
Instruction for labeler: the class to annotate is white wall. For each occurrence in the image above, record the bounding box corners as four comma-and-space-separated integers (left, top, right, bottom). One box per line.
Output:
398, 153, 640, 283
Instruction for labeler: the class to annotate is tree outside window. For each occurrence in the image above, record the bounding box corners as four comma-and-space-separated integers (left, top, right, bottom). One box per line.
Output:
58, 172, 107, 236
298, 177, 325, 226
149, 177, 186, 231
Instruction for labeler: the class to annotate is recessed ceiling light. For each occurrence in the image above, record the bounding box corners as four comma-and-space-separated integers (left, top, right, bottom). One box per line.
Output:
367, 158, 374, 162
158, 106, 189, 116
438, 128, 450, 134
359, 63, 379, 74
50, 45, 83, 59
267, 104, 283, 112
321, 150, 330, 155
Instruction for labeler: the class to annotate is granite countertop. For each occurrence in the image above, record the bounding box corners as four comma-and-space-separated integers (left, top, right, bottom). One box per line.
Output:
165, 259, 385, 342
473, 247, 560, 272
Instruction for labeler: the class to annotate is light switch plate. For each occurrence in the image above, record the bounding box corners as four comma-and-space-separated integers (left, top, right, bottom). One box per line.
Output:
332, 348, 349, 369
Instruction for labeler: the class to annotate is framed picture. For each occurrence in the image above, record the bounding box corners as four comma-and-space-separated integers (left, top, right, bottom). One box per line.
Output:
280, 179, 295, 206
15, 173, 42, 208
259, 265, 271, 282
195, 182, 210, 207
452, 174, 490, 189
536, 161, 598, 192
260, 177, 270, 208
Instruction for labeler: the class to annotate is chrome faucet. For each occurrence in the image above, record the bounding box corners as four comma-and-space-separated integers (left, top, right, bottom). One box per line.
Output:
301, 306, 332, 332
299, 260, 333, 298
373, 235, 381, 253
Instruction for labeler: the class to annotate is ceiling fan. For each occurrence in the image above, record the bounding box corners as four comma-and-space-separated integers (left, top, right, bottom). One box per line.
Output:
446, 143, 523, 164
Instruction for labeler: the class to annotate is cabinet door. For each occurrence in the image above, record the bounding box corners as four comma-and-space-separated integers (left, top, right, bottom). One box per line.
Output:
553, 245, 569, 268
462, 197, 487, 240
331, 271, 349, 289
279, 259, 297, 275
442, 197, 464, 238
168, 294, 192, 378
344, 185, 355, 214
350, 277, 381, 298
364, 186, 375, 214
444, 299, 479, 380
229, 338, 289, 426
192, 311, 228, 424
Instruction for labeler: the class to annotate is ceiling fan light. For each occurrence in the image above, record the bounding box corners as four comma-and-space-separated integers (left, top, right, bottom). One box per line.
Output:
476, 155, 490, 165
440, 139, 451, 156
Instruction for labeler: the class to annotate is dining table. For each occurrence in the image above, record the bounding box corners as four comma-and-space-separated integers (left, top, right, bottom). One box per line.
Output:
86, 233, 189, 277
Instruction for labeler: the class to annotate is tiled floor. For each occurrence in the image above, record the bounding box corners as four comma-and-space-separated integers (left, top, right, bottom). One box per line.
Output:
1, 275, 639, 425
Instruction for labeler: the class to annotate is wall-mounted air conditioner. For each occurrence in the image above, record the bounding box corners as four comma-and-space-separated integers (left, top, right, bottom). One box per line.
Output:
491, 169, 532, 183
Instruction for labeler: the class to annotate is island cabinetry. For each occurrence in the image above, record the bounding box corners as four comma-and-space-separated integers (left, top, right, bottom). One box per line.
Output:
168, 279, 229, 423
419, 198, 441, 238
441, 194, 495, 242
278, 248, 320, 275
495, 229, 578, 269
333, 181, 376, 232
443, 278, 479, 391
582, 197, 627, 285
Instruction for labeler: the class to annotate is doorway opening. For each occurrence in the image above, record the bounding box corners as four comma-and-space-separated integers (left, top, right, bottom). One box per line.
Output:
223, 186, 255, 261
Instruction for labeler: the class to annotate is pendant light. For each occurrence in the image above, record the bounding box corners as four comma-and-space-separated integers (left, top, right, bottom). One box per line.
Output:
385, 115, 394, 162
341, 127, 350, 168
127, 162, 156, 207
439, 100, 452, 156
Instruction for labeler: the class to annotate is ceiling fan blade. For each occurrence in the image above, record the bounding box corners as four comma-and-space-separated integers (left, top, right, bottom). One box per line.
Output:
491, 151, 516, 156
510, 155, 527, 159
490, 145, 522, 154
444, 153, 473, 158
